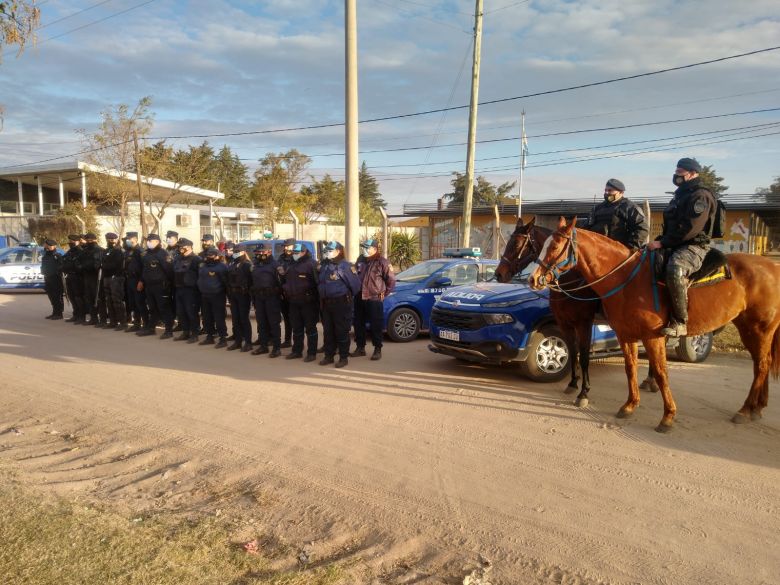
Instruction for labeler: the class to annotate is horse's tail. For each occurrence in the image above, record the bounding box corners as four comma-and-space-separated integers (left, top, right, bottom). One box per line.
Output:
771, 325, 780, 380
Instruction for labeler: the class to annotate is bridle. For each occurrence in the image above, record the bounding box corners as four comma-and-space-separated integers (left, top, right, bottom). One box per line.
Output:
536, 229, 578, 285
499, 229, 543, 277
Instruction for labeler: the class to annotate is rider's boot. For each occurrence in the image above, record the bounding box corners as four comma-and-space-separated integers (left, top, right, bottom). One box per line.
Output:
661, 265, 688, 337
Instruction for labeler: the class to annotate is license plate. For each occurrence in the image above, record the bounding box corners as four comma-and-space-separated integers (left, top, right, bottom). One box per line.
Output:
439, 329, 460, 341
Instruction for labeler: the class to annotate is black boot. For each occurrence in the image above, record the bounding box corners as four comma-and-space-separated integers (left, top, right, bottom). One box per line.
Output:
286, 352, 303, 360
371, 348, 382, 361
51, 314, 63, 320
241, 342, 252, 353
269, 348, 281, 358
187, 334, 199, 344
350, 347, 367, 358
159, 331, 173, 340
215, 337, 228, 349
303, 354, 317, 363
335, 357, 348, 368
319, 355, 335, 366
199, 335, 215, 346
661, 265, 688, 337
280, 340, 292, 349
226, 341, 242, 351
252, 345, 269, 355
174, 333, 190, 341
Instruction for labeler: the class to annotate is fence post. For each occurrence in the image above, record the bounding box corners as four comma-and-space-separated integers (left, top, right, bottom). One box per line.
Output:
379, 207, 389, 259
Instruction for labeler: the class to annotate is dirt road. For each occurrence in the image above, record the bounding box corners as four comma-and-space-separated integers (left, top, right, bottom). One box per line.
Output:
1, 293, 778, 584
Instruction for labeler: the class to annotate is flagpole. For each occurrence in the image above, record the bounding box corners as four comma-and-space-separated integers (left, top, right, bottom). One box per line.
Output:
517, 110, 526, 219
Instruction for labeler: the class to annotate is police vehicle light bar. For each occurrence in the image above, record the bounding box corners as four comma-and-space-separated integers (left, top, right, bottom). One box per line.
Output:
442, 247, 482, 258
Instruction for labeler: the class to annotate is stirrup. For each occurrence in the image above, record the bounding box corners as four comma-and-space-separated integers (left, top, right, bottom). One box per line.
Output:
661, 320, 687, 338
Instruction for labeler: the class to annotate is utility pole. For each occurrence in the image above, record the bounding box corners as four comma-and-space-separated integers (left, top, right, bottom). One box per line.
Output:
517, 110, 527, 219
460, 0, 484, 248
345, 0, 360, 261
132, 129, 147, 240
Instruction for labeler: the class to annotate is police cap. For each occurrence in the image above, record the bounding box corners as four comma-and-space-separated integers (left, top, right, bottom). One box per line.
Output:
605, 178, 625, 192
676, 157, 702, 173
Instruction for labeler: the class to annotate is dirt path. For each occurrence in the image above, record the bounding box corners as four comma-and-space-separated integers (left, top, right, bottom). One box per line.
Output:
1, 293, 778, 584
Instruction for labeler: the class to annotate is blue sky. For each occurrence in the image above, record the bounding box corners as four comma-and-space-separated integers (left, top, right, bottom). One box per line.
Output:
1, 0, 779, 213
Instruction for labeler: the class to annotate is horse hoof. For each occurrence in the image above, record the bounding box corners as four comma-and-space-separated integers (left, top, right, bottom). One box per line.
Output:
731, 412, 751, 425
616, 409, 634, 419
750, 411, 763, 421
655, 423, 673, 434
649, 380, 660, 393
564, 384, 578, 395
639, 379, 650, 390
575, 397, 589, 408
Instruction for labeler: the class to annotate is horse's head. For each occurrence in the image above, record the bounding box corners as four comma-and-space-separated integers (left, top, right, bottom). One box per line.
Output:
494, 216, 548, 283
529, 216, 578, 290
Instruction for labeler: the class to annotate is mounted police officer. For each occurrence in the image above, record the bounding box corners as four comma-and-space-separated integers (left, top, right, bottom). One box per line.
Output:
226, 244, 253, 352
41, 239, 64, 320
173, 238, 201, 343
136, 234, 175, 339
250, 243, 283, 357
281, 242, 319, 361
352, 238, 396, 361
101, 232, 126, 330
197, 246, 229, 347
62, 234, 85, 323
318, 241, 361, 368
123, 232, 148, 333
584, 179, 649, 250
277, 238, 296, 348
76, 232, 104, 326
647, 158, 717, 337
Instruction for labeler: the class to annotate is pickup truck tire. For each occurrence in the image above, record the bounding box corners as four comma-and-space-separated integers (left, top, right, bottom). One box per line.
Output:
519, 325, 570, 383
387, 307, 421, 342
675, 332, 713, 363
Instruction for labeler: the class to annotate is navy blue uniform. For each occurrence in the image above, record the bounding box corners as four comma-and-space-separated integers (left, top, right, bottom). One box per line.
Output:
319, 259, 361, 360
124, 245, 148, 328
41, 249, 64, 317
198, 259, 228, 338
101, 244, 126, 327
281, 253, 319, 357
174, 252, 201, 336
277, 252, 295, 344
227, 258, 253, 346
76, 242, 105, 324
140, 246, 174, 333
251, 257, 282, 350
62, 245, 85, 322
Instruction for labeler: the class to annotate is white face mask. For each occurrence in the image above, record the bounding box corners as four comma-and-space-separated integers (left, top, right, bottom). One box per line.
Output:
364, 247, 377, 257
147, 241, 157, 250
324, 250, 338, 260
167, 237, 177, 246
293, 253, 303, 261
232, 252, 242, 259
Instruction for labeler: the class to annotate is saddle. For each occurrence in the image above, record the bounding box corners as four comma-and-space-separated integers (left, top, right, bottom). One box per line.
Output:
654, 248, 731, 288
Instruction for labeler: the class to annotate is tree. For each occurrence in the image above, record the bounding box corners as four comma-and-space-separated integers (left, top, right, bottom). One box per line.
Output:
250, 149, 311, 221
698, 164, 728, 198
299, 174, 345, 223
79, 97, 154, 236
443, 172, 516, 207
0, 1, 39, 61
756, 176, 780, 201
212, 145, 251, 206
358, 161, 386, 224
390, 231, 421, 271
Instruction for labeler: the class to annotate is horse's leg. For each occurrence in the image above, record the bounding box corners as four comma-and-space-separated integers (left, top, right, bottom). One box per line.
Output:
616, 340, 640, 419
731, 318, 773, 424
563, 327, 580, 394
574, 319, 593, 407
643, 336, 676, 433
639, 366, 660, 393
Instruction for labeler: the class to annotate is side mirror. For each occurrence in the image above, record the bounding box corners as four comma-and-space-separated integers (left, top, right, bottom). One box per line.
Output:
431, 276, 452, 287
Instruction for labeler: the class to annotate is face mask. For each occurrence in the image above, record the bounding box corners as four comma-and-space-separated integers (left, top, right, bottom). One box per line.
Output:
293, 253, 303, 261
124, 240, 134, 249
232, 252, 242, 259
603, 192, 619, 203
167, 237, 177, 246
68, 242, 78, 249
206, 256, 218, 264
147, 241, 157, 250
364, 247, 377, 257
324, 250, 338, 260
673, 174, 686, 186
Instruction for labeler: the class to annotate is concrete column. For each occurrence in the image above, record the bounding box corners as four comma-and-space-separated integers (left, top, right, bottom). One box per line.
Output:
81, 173, 87, 208
17, 178, 24, 216
58, 175, 65, 208
37, 176, 44, 215
344, 0, 360, 261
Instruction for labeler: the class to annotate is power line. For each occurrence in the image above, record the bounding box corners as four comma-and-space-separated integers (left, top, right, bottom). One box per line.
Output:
38, 0, 116, 31
485, 0, 531, 14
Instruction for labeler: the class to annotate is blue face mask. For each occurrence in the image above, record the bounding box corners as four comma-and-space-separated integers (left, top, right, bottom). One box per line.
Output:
232, 252, 242, 259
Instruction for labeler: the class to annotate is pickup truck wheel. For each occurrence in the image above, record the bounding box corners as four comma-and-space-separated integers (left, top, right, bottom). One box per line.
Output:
387, 307, 420, 342
519, 325, 570, 382
675, 332, 713, 363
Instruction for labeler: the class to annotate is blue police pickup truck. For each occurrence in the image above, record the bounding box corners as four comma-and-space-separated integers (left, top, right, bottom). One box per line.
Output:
428, 266, 714, 382
382, 248, 499, 342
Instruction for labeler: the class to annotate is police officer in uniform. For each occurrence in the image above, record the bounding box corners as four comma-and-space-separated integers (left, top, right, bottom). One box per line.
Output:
281, 243, 319, 361
62, 234, 86, 323
197, 246, 229, 347
226, 244, 253, 352
352, 238, 396, 361
165, 230, 181, 330
41, 239, 64, 320
101, 232, 127, 330
647, 158, 717, 337
123, 232, 148, 332
584, 178, 649, 250
250, 243, 283, 357
277, 238, 296, 348
318, 241, 361, 368
173, 238, 201, 343
136, 234, 175, 339
199, 234, 215, 259
76, 233, 104, 326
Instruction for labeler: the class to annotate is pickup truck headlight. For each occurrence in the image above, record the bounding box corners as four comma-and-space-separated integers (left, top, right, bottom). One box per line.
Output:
483, 313, 514, 325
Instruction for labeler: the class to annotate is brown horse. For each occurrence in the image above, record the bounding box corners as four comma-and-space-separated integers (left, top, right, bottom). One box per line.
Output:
495, 216, 656, 406
529, 217, 780, 431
